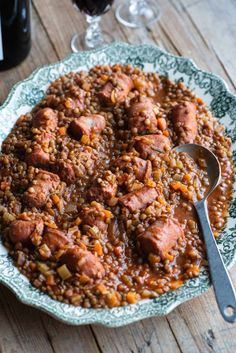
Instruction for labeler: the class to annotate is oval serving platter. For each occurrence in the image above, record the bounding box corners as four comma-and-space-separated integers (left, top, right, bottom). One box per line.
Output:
0, 43, 236, 327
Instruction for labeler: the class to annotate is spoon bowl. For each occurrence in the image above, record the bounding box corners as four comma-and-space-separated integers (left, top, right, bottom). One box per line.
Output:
174, 143, 221, 200
174, 143, 236, 323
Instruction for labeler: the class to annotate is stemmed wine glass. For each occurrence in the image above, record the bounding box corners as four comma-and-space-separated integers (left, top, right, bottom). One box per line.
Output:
71, 0, 114, 52
116, 0, 161, 28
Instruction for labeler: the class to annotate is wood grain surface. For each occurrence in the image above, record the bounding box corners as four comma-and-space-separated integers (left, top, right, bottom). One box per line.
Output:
0, 1, 236, 352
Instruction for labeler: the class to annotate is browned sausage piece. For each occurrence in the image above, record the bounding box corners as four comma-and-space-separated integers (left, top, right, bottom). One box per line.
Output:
137, 218, 183, 259
61, 246, 105, 279
88, 171, 117, 203
80, 206, 108, 233
128, 98, 157, 133
134, 134, 171, 159
24, 170, 60, 208
114, 155, 152, 182
26, 146, 50, 168
9, 219, 44, 244
32, 108, 58, 131
69, 114, 106, 139
98, 73, 134, 105
119, 186, 159, 212
88, 183, 117, 203
133, 157, 152, 181
43, 227, 68, 252
172, 102, 197, 144
54, 160, 76, 184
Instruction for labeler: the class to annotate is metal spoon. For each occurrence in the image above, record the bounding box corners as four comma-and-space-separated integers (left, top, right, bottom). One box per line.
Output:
174, 143, 236, 323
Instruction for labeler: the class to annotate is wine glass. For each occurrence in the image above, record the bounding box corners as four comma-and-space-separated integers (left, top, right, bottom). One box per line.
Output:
116, 0, 161, 28
71, 0, 114, 52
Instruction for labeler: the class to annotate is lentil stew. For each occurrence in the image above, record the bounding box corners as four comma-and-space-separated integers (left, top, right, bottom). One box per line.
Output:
0, 64, 233, 308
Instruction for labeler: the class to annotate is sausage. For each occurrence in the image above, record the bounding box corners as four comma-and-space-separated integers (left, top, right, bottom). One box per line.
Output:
98, 73, 134, 105
26, 146, 50, 168
119, 186, 159, 212
134, 134, 171, 159
172, 102, 197, 144
61, 246, 105, 279
133, 157, 152, 181
114, 155, 152, 181
24, 170, 60, 208
32, 108, 58, 131
128, 98, 157, 133
43, 227, 68, 252
69, 114, 106, 139
9, 219, 44, 244
80, 206, 108, 233
88, 183, 117, 203
88, 172, 117, 202
54, 160, 76, 184
137, 218, 183, 259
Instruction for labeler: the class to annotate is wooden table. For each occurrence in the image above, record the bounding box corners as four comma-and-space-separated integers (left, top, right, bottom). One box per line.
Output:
1, 1, 236, 352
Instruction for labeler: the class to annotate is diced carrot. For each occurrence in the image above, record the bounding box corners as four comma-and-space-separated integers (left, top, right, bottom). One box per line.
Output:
102, 209, 113, 221
126, 292, 138, 304
171, 181, 193, 200
94, 241, 103, 256
52, 194, 60, 205
163, 130, 169, 137
197, 97, 204, 105
74, 216, 82, 225
46, 275, 56, 286
105, 292, 120, 308
146, 179, 156, 187
157, 118, 167, 131
163, 253, 174, 261
0, 181, 10, 190
170, 280, 183, 289
182, 174, 192, 182
44, 221, 58, 229
100, 74, 109, 81
64, 98, 75, 109
170, 181, 188, 194
59, 126, 67, 136
96, 283, 108, 294
81, 134, 90, 144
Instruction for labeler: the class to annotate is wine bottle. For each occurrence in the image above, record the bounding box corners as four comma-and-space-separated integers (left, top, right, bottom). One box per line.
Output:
0, 0, 31, 71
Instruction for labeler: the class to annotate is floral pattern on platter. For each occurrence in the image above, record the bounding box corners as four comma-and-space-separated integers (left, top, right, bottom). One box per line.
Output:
0, 43, 235, 327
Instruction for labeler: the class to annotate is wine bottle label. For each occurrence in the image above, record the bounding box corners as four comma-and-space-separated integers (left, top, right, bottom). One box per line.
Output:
0, 15, 3, 61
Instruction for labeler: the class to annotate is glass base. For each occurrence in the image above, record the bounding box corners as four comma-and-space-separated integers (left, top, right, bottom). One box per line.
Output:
116, 1, 161, 28
71, 32, 114, 52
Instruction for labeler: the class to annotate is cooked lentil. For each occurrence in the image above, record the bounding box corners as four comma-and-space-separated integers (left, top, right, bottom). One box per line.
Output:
0, 64, 233, 308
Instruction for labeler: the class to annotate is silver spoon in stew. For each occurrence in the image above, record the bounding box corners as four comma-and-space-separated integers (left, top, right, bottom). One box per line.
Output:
174, 143, 236, 323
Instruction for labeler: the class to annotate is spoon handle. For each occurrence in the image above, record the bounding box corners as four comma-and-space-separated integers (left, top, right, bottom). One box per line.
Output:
195, 199, 236, 323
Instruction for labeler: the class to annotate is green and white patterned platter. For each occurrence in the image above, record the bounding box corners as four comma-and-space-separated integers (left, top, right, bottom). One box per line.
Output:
0, 43, 235, 327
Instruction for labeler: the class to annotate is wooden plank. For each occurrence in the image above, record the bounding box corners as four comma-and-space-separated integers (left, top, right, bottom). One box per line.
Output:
40, 315, 101, 353
0, 286, 55, 353
0, 6, 58, 105
91, 317, 182, 353
179, 0, 236, 90
150, 0, 235, 91
166, 269, 236, 353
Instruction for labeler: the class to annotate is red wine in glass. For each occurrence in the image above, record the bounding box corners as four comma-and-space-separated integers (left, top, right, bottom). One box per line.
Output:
73, 0, 114, 16
71, 0, 114, 51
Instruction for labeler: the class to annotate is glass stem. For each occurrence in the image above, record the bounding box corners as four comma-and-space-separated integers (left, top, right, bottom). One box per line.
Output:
129, 0, 149, 16
85, 15, 103, 49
